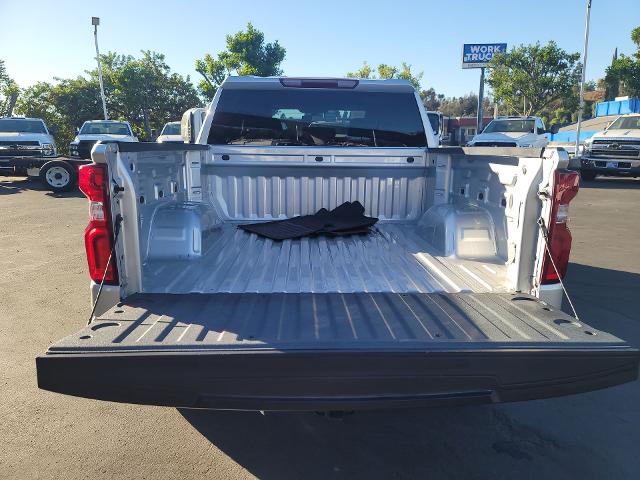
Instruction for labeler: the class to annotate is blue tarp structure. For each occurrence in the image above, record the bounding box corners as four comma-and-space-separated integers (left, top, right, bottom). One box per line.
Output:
546, 131, 597, 143
595, 98, 640, 117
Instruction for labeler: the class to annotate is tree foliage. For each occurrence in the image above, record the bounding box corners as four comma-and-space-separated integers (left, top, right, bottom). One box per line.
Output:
15, 51, 200, 152
0, 59, 19, 116
195, 23, 286, 100
604, 26, 640, 99
487, 41, 581, 117
435, 93, 495, 118
420, 88, 445, 111
347, 62, 423, 89
93, 51, 201, 138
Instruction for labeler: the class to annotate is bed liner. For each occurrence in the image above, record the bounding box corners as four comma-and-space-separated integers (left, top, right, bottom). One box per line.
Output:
142, 224, 509, 294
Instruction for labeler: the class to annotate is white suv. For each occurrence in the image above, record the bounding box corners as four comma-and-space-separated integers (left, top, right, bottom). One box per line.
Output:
468, 116, 550, 148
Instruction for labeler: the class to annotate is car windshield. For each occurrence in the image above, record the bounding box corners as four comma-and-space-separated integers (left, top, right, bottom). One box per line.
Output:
0, 119, 47, 133
483, 120, 535, 133
161, 123, 181, 135
80, 122, 131, 135
208, 88, 427, 147
607, 116, 640, 130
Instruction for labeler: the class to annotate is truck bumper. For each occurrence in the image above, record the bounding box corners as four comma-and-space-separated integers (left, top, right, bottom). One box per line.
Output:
581, 158, 640, 177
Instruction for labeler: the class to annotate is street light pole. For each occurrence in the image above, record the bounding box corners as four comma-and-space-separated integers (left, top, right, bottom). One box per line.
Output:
476, 67, 485, 134
92, 17, 108, 120
575, 0, 592, 155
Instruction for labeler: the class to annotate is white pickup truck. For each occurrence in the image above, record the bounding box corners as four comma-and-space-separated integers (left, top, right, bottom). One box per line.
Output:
37, 77, 638, 412
580, 114, 640, 180
69, 120, 138, 160
468, 116, 551, 148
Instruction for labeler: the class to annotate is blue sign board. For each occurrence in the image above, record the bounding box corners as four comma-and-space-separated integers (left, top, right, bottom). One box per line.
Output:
462, 43, 507, 69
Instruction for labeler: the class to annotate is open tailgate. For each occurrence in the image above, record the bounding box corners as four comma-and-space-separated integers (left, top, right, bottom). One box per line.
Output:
37, 292, 639, 411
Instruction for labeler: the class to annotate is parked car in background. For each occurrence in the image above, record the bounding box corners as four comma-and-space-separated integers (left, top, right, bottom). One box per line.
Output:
0, 116, 86, 192
69, 120, 138, 160
156, 121, 183, 143
467, 116, 551, 148
37, 76, 639, 412
580, 113, 640, 180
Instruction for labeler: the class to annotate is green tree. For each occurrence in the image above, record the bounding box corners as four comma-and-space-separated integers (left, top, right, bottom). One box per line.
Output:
347, 62, 423, 89
17, 80, 101, 154
195, 23, 286, 100
16, 51, 200, 152
605, 26, 640, 98
0, 59, 19, 116
94, 51, 200, 138
421, 87, 445, 111
438, 93, 494, 118
487, 41, 581, 117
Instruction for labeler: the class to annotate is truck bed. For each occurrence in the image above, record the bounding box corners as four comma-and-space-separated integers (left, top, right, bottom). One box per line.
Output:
37, 292, 639, 411
142, 224, 509, 294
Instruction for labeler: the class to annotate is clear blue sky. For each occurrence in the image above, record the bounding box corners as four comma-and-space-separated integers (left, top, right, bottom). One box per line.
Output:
1, 0, 638, 97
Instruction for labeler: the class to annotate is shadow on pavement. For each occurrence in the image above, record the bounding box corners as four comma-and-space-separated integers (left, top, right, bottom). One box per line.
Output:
0, 177, 35, 195
0, 176, 82, 198
179, 262, 640, 480
179, 405, 527, 480
563, 263, 640, 347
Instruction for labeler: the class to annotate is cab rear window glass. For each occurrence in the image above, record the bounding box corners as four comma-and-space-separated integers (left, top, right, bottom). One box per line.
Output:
208, 89, 427, 147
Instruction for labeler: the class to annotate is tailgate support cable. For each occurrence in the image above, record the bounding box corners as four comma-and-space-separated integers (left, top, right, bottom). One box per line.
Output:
87, 214, 123, 325
537, 217, 581, 321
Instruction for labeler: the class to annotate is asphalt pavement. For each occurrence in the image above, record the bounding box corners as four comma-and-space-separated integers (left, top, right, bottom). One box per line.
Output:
1, 175, 639, 480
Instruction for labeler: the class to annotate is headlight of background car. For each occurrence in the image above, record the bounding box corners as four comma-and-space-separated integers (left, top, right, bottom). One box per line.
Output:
69, 144, 79, 156
41, 143, 55, 156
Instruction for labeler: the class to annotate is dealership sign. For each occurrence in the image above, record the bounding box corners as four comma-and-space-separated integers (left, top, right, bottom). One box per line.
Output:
462, 43, 507, 69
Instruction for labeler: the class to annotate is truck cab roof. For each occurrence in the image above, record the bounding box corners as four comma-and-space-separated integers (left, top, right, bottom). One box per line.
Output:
221, 76, 417, 93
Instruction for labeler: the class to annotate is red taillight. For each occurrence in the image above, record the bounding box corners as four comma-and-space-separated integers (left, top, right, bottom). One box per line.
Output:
78, 164, 118, 284
540, 169, 580, 284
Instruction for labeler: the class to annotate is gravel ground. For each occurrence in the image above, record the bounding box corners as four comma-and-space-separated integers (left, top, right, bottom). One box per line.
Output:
1, 175, 639, 480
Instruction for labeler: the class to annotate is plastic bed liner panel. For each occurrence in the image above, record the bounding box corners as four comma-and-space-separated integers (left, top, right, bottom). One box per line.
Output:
36, 292, 639, 411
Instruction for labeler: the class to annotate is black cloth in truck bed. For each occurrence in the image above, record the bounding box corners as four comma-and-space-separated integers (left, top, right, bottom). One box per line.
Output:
238, 201, 378, 240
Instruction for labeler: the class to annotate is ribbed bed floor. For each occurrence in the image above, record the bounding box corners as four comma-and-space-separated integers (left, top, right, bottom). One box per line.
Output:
52, 292, 621, 353
142, 224, 510, 294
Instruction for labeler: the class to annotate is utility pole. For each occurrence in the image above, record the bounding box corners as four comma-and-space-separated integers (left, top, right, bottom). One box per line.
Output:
476, 67, 485, 133
92, 17, 108, 120
575, 0, 592, 155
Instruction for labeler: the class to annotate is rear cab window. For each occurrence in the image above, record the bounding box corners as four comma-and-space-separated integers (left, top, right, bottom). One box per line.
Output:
208, 85, 427, 148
